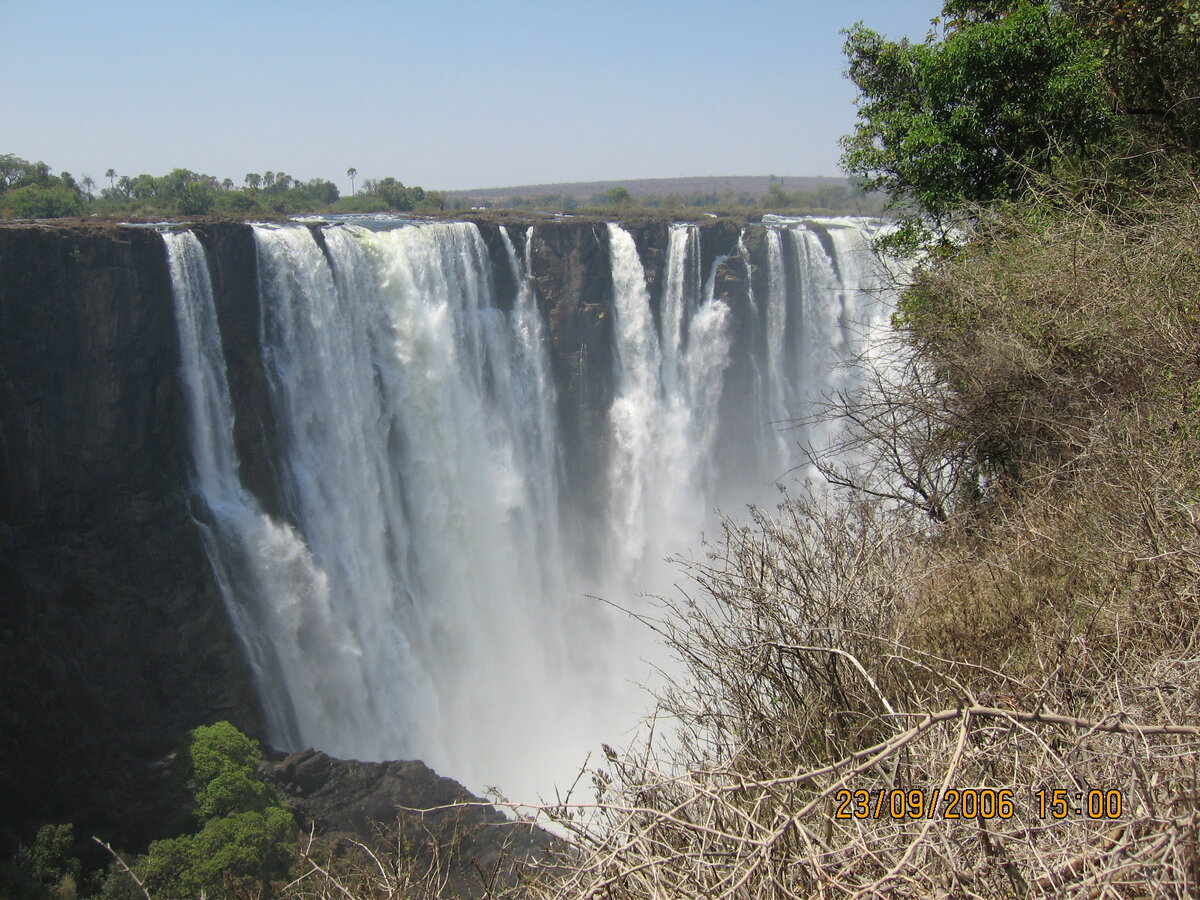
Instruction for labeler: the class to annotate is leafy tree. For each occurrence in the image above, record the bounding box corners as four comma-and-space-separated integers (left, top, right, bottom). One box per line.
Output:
763, 183, 790, 208
1060, 0, 1200, 151
4, 183, 84, 218
0, 154, 51, 191
173, 722, 281, 822
2, 823, 81, 899
368, 176, 417, 210
134, 722, 296, 900
841, 1, 1115, 238
138, 808, 295, 900
604, 186, 634, 206
296, 178, 339, 205
105, 168, 116, 190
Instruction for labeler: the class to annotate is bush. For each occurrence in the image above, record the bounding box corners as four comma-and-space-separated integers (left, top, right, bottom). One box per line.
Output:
130, 723, 296, 900
4, 184, 84, 219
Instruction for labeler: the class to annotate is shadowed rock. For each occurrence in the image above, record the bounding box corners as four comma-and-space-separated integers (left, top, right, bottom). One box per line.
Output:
261, 748, 562, 898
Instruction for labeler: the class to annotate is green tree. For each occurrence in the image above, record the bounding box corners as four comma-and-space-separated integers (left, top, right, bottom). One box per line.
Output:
4, 183, 84, 218
1060, 0, 1200, 151
0, 154, 51, 191
368, 176, 416, 210
763, 183, 791, 208
3, 823, 81, 899
840, 1, 1114, 239
603, 186, 634, 206
105, 168, 116, 191
134, 723, 296, 900
346, 166, 357, 195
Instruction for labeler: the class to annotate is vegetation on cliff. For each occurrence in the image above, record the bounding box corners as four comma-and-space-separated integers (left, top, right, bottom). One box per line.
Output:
0, 155, 879, 221
0, 156, 447, 220
445, 178, 885, 216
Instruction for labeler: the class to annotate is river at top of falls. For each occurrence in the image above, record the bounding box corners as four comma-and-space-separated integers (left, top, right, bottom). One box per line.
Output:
163, 216, 893, 802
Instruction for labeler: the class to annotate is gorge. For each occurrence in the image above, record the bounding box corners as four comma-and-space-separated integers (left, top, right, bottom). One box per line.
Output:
0, 214, 890, 852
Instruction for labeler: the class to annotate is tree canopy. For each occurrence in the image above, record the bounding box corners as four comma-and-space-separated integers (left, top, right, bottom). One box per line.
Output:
841, 2, 1114, 229
841, 0, 1200, 246
136, 722, 296, 900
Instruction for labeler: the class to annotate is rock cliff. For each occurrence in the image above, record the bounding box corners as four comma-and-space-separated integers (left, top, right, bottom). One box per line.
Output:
0, 223, 262, 853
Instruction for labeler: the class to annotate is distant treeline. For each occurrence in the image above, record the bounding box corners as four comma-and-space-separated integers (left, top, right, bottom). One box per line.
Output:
0, 153, 885, 220
0, 154, 446, 219
447, 181, 886, 215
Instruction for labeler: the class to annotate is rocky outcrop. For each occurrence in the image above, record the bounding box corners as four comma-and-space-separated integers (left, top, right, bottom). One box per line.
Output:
261, 748, 561, 898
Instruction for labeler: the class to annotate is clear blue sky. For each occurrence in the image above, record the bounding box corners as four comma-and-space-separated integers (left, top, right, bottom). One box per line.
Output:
1, 0, 941, 193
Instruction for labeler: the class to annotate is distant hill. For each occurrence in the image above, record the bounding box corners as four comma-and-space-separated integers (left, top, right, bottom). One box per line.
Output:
445, 175, 849, 202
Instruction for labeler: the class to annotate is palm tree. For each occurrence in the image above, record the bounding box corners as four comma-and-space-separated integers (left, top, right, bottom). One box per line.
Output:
105, 168, 116, 191
347, 167, 357, 196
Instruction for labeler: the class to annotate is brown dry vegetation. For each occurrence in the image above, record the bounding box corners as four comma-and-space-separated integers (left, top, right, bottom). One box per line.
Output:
521, 183, 1200, 899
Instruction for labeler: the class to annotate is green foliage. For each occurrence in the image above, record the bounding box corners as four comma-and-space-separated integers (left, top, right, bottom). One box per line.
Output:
172, 721, 282, 823
2, 823, 81, 899
0, 153, 52, 191
140, 808, 295, 900
130, 722, 296, 900
841, 1, 1115, 236
365, 176, 423, 211
1061, 0, 1200, 151
4, 183, 85, 218
761, 181, 861, 212
604, 186, 634, 206
0, 152, 422, 219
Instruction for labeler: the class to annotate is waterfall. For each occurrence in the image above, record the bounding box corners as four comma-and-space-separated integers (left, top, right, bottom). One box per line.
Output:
164, 231, 358, 751
164, 216, 890, 801
606, 224, 731, 580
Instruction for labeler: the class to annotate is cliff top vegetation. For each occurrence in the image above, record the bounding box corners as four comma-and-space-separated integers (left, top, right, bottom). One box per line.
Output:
0, 156, 881, 223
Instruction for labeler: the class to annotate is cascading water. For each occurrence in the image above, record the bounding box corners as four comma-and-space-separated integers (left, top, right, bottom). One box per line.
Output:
164, 216, 891, 801
605, 224, 731, 581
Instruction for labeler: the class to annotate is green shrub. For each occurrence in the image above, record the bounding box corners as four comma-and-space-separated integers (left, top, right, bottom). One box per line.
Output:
133, 722, 296, 900
4, 184, 84, 218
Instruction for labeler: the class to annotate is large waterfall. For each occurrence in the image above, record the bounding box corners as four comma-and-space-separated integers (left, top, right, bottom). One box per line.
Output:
164, 216, 890, 800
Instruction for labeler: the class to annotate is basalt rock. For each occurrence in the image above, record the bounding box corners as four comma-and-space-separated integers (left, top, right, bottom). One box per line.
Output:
261, 748, 562, 898
0, 222, 263, 854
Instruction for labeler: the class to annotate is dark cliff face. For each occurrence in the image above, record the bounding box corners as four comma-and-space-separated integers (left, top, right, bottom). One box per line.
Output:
0, 223, 262, 854
0, 216, 764, 856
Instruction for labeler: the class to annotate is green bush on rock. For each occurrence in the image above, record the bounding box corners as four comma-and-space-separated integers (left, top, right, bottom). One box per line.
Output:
134, 723, 296, 900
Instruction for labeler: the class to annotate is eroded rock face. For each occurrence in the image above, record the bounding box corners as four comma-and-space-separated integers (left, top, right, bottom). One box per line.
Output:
261, 748, 561, 898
